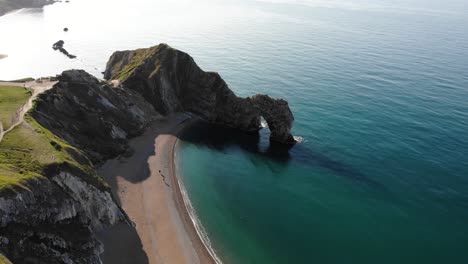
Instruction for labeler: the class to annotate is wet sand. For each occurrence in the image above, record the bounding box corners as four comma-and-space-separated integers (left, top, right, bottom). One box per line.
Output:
97, 114, 216, 264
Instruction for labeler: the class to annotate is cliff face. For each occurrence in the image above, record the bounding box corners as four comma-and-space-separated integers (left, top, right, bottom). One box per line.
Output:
0, 170, 124, 263
1, 70, 159, 263
31, 70, 159, 163
1, 44, 296, 263
104, 44, 296, 144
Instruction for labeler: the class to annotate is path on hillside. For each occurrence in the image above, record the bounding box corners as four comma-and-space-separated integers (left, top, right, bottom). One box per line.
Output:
0, 80, 56, 143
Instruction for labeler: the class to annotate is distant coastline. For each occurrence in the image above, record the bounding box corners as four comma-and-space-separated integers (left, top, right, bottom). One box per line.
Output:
0, 54, 7, 60
0, 0, 55, 17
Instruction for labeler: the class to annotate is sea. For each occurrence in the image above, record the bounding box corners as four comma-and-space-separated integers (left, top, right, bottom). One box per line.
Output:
1, 0, 467, 263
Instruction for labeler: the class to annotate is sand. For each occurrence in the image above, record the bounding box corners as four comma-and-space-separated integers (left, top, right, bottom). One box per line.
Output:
97, 114, 216, 264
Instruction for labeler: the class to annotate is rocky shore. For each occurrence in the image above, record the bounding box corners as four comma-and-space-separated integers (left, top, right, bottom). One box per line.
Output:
0, 43, 295, 263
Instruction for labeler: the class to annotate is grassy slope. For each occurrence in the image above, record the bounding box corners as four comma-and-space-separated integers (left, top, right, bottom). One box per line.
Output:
0, 85, 31, 128
114, 46, 162, 81
0, 86, 105, 193
0, 78, 35, 83
0, 254, 12, 264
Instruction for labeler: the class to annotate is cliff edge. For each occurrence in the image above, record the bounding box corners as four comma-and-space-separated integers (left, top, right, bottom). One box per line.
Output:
0, 71, 158, 263
104, 44, 296, 144
0, 43, 297, 263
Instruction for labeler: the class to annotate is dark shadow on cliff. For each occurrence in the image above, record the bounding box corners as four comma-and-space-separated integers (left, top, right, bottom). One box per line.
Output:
179, 119, 386, 189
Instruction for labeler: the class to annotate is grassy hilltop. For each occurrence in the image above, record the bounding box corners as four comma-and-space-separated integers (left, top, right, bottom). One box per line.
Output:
0, 84, 99, 194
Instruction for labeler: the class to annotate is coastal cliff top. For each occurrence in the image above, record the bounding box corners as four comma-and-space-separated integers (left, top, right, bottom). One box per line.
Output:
105, 43, 296, 144
0, 82, 103, 195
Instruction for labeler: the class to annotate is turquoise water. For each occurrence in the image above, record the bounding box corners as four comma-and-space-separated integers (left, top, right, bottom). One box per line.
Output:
1, 0, 468, 263
176, 1, 468, 263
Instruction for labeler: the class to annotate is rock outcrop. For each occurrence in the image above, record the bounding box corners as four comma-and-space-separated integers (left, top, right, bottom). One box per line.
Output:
52, 40, 77, 59
31, 70, 159, 163
1, 43, 297, 263
104, 44, 296, 144
0, 169, 125, 263
1, 70, 159, 263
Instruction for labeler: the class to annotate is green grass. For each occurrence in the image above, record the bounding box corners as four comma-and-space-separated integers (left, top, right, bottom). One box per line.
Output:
0, 77, 35, 83
0, 85, 31, 128
0, 254, 12, 264
0, 84, 107, 193
0, 113, 103, 193
114, 46, 162, 80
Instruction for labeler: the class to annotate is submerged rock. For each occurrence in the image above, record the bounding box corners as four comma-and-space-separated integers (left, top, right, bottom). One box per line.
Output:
104, 43, 296, 144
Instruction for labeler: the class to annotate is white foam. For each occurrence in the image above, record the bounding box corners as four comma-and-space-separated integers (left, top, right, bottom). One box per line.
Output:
174, 149, 223, 264
260, 116, 268, 128
294, 135, 305, 143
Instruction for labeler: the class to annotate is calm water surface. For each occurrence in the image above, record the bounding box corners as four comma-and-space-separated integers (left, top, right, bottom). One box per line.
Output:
1, 0, 468, 263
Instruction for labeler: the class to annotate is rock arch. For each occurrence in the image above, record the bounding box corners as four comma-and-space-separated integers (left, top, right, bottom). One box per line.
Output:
104, 44, 296, 145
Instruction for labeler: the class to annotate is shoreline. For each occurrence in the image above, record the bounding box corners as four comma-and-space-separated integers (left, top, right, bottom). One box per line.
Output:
97, 114, 217, 264
0, 0, 55, 17
172, 126, 223, 264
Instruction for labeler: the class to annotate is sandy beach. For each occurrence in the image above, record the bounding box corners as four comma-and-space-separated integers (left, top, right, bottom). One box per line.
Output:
97, 114, 216, 264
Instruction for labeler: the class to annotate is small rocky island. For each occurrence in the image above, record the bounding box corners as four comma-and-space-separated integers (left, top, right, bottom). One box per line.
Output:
0, 44, 295, 263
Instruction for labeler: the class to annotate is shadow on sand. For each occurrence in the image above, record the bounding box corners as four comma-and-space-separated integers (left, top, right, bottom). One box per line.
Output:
97, 222, 149, 264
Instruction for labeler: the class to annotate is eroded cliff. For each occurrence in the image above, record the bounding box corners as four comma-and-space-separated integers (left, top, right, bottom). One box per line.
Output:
104, 44, 296, 144
31, 70, 159, 163
1, 70, 159, 263
1, 44, 297, 263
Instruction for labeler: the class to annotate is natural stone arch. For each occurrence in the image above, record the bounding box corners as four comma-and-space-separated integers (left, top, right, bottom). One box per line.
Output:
104, 44, 296, 144
250, 95, 295, 144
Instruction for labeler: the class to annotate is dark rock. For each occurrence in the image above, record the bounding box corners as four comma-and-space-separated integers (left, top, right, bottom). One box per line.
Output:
52, 40, 76, 59
63, 27, 68, 32
32, 70, 159, 163
0, 169, 125, 264
52, 40, 64, 50
104, 43, 296, 144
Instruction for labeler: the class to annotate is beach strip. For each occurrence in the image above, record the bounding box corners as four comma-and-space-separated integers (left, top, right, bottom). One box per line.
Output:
97, 115, 216, 264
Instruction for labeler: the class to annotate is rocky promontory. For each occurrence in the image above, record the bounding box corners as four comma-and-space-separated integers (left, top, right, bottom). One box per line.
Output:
0, 43, 296, 263
104, 44, 296, 144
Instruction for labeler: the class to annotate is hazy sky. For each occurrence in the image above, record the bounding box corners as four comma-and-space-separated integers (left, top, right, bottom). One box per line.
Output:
255, 0, 467, 14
